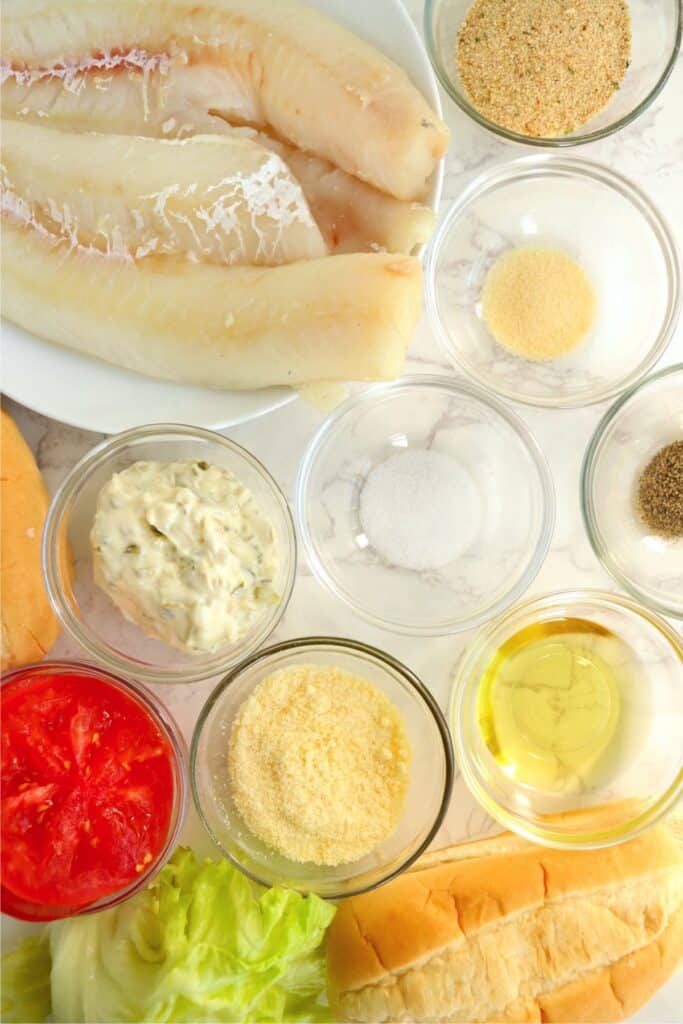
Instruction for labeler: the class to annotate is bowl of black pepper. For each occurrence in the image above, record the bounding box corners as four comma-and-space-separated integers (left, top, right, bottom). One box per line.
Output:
581, 364, 683, 619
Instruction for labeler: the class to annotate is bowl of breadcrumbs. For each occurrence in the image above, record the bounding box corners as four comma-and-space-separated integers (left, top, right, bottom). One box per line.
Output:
425, 0, 680, 145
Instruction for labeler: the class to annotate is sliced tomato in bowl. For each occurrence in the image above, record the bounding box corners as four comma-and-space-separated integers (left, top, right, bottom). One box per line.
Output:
1, 664, 183, 920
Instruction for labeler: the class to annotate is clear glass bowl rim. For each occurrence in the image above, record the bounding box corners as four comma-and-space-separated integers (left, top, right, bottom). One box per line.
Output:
41, 422, 297, 684
580, 363, 683, 619
423, 0, 682, 148
0, 658, 188, 920
450, 588, 683, 849
190, 635, 455, 899
294, 374, 556, 635
424, 154, 681, 410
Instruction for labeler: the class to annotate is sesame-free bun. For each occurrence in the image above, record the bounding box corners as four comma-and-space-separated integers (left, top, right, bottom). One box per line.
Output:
327, 813, 683, 1023
1, 408, 60, 669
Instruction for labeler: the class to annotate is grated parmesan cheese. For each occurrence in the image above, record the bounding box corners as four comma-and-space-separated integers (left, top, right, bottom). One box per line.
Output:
228, 665, 411, 866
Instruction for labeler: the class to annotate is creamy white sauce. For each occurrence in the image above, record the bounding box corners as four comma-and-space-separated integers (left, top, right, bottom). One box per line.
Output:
91, 460, 280, 654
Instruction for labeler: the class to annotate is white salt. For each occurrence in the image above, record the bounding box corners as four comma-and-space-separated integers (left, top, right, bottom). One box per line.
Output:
359, 449, 480, 571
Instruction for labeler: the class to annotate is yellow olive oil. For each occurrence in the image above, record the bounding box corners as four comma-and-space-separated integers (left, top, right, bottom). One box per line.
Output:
477, 618, 633, 795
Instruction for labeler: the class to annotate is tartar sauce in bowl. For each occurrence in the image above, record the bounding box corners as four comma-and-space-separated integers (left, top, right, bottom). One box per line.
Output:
91, 460, 280, 654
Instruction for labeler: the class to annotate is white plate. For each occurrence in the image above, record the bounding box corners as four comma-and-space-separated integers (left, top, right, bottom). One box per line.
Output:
1, 0, 444, 434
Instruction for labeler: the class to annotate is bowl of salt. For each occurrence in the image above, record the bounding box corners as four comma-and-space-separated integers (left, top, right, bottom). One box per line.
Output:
295, 375, 555, 635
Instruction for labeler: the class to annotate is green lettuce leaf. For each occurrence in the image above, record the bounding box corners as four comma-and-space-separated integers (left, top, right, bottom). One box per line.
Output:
1, 848, 335, 1024
0, 934, 52, 1023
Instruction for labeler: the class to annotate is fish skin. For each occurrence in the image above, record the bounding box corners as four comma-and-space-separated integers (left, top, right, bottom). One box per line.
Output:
2, 218, 423, 389
1, 0, 449, 201
1, 119, 326, 265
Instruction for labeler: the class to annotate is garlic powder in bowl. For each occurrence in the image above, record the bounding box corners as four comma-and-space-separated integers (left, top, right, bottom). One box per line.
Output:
426, 156, 680, 408
91, 460, 279, 654
481, 246, 596, 362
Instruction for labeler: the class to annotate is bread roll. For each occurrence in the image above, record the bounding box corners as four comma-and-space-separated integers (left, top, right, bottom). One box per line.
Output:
1, 410, 60, 669
327, 822, 683, 1023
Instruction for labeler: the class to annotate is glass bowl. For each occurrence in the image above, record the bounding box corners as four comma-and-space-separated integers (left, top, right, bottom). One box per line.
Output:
191, 637, 454, 898
42, 424, 296, 684
295, 375, 554, 634
582, 364, 683, 619
0, 660, 187, 921
425, 156, 680, 409
451, 591, 683, 849
424, 0, 681, 147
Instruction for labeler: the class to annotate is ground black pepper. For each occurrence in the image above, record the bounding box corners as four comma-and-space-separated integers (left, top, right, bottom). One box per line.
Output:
637, 441, 683, 538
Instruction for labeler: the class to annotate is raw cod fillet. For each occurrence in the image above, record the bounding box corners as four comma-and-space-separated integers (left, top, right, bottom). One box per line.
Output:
2, 219, 423, 389
207, 119, 437, 255
1, 120, 326, 265
2, 106, 435, 256
266, 139, 436, 255
1, 0, 449, 201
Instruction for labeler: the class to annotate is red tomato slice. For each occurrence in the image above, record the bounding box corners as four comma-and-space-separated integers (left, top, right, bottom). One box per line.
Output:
1, 668, 176, 915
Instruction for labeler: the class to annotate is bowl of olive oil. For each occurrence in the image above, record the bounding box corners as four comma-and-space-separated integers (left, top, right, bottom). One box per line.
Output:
451, 591, 682, 848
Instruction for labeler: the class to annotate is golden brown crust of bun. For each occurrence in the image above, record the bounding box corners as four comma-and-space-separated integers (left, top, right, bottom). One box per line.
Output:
327, 823, 683, 1023
1, 408, 60, 670
538, 904, 683, 1023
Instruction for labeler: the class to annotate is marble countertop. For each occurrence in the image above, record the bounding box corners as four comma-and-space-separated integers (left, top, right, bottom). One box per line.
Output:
2, 1, 682, 1019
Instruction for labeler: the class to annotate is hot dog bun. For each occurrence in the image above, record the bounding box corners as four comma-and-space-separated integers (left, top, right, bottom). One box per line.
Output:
327, 817, 683, 1023
1, 408, 60, 669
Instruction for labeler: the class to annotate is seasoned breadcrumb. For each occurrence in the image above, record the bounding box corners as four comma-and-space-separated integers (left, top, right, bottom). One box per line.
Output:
457, 0, 632, 137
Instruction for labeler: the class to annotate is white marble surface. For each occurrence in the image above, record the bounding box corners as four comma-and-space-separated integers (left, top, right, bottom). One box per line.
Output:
2, 1, 682, 1019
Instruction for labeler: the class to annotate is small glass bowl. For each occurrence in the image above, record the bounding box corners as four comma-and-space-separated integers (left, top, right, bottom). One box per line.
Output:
42, 424, 296, 684
191, 637, 454, 899
425, 156, 680, 409
451, 591, 683, 849
295, 376, 554, 635
582, 364, 683, 619
0, 660, 187, 921
424, 0, 681, 147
